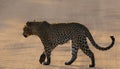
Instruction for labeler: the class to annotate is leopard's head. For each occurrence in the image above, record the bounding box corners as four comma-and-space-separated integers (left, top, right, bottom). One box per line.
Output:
23, 21, 33, 38
23, 21, 49, 38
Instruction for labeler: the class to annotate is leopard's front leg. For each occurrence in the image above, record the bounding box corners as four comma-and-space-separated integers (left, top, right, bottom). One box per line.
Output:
39, 52, 46, 64
42, 47, 52, 65
42, 54, 51, 65
40, 40, 55, 65
39, 51, 51, 65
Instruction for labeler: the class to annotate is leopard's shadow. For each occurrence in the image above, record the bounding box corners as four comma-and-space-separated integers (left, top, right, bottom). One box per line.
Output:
40, 64, 102, 69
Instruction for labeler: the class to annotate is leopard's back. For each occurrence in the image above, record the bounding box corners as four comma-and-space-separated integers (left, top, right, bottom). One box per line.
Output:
47, 23, 87, 45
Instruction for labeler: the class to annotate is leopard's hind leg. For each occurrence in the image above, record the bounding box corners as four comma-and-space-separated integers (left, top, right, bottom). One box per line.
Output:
65, 39, 79, 65
80, 36, 95, 67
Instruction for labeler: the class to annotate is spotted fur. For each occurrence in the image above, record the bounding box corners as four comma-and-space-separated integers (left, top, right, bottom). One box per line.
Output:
23, 21, 115, 67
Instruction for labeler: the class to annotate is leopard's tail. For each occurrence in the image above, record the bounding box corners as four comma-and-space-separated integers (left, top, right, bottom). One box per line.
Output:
86, 30, 115, 51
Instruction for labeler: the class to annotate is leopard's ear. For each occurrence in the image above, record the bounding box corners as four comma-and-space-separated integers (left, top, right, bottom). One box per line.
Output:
41, 21, 50, 27
42, 21, 48, 24
26, 21, 32, 27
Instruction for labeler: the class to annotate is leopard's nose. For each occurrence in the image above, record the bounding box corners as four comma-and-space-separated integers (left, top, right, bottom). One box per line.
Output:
23, 33, 27, 38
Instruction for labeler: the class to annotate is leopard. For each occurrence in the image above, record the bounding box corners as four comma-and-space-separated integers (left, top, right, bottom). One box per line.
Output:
23, 21, 115, 67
